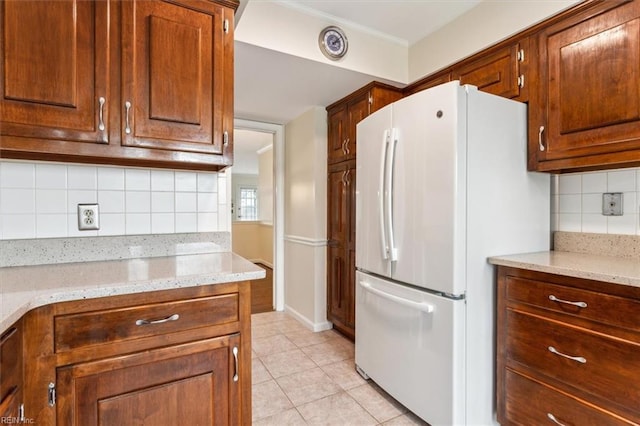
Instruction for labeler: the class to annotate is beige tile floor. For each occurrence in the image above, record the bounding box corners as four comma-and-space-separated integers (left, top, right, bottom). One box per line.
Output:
251, 311, 429, 425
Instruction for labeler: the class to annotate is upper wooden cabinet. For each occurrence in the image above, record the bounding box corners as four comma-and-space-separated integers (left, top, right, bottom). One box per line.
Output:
0, 0, 237, 171
528, 0, 640, 172
454, 39, 528, 101
327, 82, 401, 164
0, 0, 110, 144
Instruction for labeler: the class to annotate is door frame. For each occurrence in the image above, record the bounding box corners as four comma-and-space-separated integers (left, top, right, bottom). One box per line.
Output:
234, 119, 285, 311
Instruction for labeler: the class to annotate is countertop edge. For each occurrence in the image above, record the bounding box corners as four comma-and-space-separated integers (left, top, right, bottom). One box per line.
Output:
489, 251, 640, 288
0, 252, 266, 334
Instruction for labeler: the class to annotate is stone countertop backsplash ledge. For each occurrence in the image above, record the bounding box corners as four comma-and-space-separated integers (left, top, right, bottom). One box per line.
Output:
0, 232, 231, 267
489, 231, 640, 288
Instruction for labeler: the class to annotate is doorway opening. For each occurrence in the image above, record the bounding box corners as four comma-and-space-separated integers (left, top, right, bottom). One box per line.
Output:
232, 119, 285, 312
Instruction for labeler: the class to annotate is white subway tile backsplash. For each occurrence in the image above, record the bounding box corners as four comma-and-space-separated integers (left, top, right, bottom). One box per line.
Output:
1, 188, 35, 214
176, 213, 197, 233
98, 167, 125, 190
197, 173, 217, 192
198, 212, 218, 232
151, 192, 175, 212
35, 164, 67, 189
36, 189, 67, 214
197, 193, 218, 213
581, 193, 602, 214
126, 213, 151, 235
99, 213, 126, 236
67, 190, 98, 213
581, 172, 607, 193
37, 214, 68, 238
558, 174, 581, 194
558, 194, 581, 214
552, 166, 640, 236
152, 213, 175, 234
175, 192, 197, 212
1, 162, 35, 188
608, 170, 636, 192
581, 214, 607, 234
558, 213, 582, 232
175, 172, 197, 192
607, 214, 637, 235
1, 161, 226, 240
2, 214, 36, 239
125, 169, 150, 191
68, 165, 97, 190
99, 190, 125, 213
151, 170, 174, 191
125, 191, 151, 213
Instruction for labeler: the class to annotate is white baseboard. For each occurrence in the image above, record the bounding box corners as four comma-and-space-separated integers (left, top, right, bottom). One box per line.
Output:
284, 304, 333, 332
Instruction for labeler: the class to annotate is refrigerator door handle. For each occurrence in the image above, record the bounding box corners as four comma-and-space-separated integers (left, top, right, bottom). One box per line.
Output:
385, 128, 398, 262
380, 129, 390, 260
359, 279, 434, 313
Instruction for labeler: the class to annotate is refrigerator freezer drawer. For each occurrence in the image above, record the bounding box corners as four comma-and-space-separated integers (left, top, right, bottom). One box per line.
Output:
355, 271, 466, 426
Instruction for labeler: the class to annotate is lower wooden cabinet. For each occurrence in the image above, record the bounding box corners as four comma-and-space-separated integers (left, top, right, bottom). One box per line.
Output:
57, 334, 240, 426
496, 267, 640, 425
18, 281, 252, 425
0, 321, 23, 423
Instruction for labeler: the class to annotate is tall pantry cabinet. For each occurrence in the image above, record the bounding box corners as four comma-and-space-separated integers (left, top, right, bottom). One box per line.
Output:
326, 83, 401, 339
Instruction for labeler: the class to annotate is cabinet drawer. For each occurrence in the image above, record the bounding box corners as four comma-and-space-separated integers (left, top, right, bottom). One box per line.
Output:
55, 293, 239, 352
0, 325, 21, 404
506, 276, 640, 332
506, 310, 640, 414
503, 369, 635, 426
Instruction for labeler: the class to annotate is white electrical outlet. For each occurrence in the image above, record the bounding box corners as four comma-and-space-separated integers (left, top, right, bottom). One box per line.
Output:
78, 204, 100, 230
602, 193, 623, 216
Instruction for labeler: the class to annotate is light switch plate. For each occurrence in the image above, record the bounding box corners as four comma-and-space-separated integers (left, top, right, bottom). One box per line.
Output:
602, 193, 623, 216
78, 204, 100, 230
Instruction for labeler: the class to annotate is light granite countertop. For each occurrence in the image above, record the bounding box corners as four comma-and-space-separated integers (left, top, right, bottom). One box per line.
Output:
489, 250, 640, 288
0, 249, 265, 334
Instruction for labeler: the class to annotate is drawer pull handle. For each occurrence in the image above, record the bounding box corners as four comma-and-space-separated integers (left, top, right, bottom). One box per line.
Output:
124, 101, 132, 134
548, 295, 587, 308
547, 413, 567, 426
232, 346, 239, 382
135, 313, 179, 326
548, 346, 586, 364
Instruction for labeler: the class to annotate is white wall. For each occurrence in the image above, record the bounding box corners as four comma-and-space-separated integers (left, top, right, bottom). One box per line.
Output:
235, 1, 407, 83
0, 160, 229, 240
283, 106, 331, 331
408, 1, 579, 81
258, 146, 273, 223
552, 168, 640, 236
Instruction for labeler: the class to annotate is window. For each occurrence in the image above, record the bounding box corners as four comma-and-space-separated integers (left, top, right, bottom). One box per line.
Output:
238, 187, 258, 221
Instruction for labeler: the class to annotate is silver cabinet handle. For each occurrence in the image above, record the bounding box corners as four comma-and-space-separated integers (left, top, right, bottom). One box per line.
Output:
548, 295, 587, 308
341, 170, 347, 187
547, 413, 567, 426
344, 137, 350, 154
135, 313, 179, 326
548, 346, 586, 364
223, 131, 229, 146
232, 346, 239, 382
341, 139, 347, 155
98, 97, 106, 131
538, 125, 545, 151
125, 101, 132, 134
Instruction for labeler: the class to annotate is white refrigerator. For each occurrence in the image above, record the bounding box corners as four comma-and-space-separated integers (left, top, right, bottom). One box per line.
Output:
355, 81, 550, 426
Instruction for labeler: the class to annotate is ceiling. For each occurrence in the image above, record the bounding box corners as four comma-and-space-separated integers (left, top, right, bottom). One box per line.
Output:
233, 0, 483, 125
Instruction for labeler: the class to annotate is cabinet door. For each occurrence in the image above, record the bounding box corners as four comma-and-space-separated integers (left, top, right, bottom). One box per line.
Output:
327, 163, 351, 247
327, 104, 348, 164
530, 1, 640, 171
0, 0, 109, 143
345, 94, 370, 161
121, 0, 232, 157
1, 323, 23, 422
56, 335, 241, 426
454, 42, 525, 100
